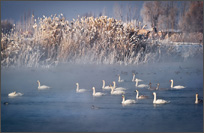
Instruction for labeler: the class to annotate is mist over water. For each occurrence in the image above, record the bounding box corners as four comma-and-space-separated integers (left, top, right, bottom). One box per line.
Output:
1, 46, 203, 132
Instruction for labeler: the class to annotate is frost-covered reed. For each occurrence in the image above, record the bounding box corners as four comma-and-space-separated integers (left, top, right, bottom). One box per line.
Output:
1, 14, 202, 68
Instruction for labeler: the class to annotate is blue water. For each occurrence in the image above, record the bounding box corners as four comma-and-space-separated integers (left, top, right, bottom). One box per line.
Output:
1, 59, 203, 132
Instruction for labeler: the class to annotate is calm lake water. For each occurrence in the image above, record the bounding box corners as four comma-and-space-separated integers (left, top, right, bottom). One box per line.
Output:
1, 58, 203, 132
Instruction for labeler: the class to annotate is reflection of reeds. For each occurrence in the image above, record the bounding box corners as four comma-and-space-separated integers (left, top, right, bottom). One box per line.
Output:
1, 15, 164, 67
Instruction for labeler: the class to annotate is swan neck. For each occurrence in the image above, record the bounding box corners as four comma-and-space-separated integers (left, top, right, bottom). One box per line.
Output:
122, 97, 125, 102
132, 75, 135, 81
113, 82, 116, 88
156, 84, 159, 90
195, 95, 198, 103
135, 80, 138, 86
76, 84, 79, 90
38, 81, 41, 87
153, 93, 156, 102
111, 87, 114, 93
102, 81, 105, 88
171, 80, 173, 88
118, 76, 121, 82
136, 91, 139, 99
93, 88, 95, 95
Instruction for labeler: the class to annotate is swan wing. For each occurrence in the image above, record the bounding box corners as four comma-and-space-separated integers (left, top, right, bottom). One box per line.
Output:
38, 85, 50, 89
173, 85, 185, 89
115, 87, 127, 91
138, 84, 148, 88
154, 99, 170, 104
103, 86, 111, 89
94, 92, 106, 96
111, 90, 125, 95
122, 99, 136, 104
8, 92, 23, 97
77, 89, 86, 93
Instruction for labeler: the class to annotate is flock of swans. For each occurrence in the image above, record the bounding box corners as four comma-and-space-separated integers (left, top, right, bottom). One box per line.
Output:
7, 73, 203, 105
74, 73, 202, 105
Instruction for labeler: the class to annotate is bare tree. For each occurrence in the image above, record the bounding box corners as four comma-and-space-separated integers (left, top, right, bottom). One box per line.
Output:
140, 1, 163, 30
179, 1, 203, 33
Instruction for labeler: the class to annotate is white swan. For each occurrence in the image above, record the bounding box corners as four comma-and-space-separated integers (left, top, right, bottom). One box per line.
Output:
37, 80, 50, 89
110, 86, 125, 95
195, 93, 203, 104
170, 79, 185, 89
113, 81, 127, 91
153, 92, 170, 104
8, 91, 23, 97
132, 73, 142, 82
135, 90, 148, 99
76, 83, 86, 93
92, 87, 106, 96
102, 80, 111, 90
118, 75, 124, 82
121, 95, 136, 104
135, 78, 148, 88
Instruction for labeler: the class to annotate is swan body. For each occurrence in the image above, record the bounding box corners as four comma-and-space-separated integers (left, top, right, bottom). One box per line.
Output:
92, 87, 106, 96
153, 92, 170, 104
76, 83, 86, 93
121, 95, 136, 104
113, 81, 127, 91
8, 91, 23, 97
170, 79, 185, 89
37, 80, 50, 89
135, 79, 148, 88
102, 80, 111, 89
135, 90, 148, 99
118, 75, 124, 82
111, 86, 125, 95
195, 93, 203, 104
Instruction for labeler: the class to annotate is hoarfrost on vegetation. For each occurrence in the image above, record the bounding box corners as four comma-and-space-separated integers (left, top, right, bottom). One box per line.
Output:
1, 15, 203, 68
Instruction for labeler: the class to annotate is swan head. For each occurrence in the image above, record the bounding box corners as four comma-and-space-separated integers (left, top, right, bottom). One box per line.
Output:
122, 95, 125, 98
92, 87, 95, 90
135, 90, 138, 92
149, 82, 152, 85
102, 80, 105, 82
37, 80, 40, 83
152, 92, 156, 95
132, 73, 135, 76
157, 83, 160, 86
76, 83, 79, 86
196, 93, 198, 97
169, 79, 173, 82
